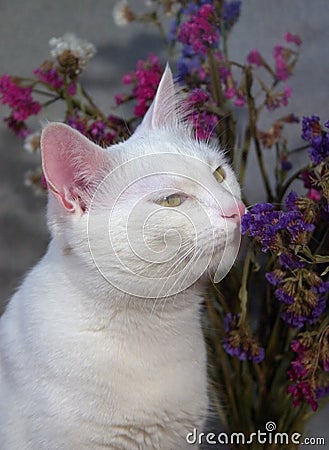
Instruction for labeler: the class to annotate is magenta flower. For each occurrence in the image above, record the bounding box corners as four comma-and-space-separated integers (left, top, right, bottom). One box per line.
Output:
247, 48, 263, 66
234, 93, 246, 107
307, 188, 322, 202
219, 66, 246, 107
121, 54, 162, 117
178, 4, 220, 56
285, 32, 302, 46
184, 88, 218, 140
34, 67, 64, 90
273, 45, 291, 81
0, 74, 41, 121
288, 381, 318, 411
4, 116, 30, 138
288, 340, 319, 411
67, 83, 76, 96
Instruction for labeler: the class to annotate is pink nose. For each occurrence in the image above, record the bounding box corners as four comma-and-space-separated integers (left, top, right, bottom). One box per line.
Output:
221, 201, 246, 222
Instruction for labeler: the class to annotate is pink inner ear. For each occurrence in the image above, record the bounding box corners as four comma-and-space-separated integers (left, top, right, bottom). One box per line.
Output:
41, 123, 107, 212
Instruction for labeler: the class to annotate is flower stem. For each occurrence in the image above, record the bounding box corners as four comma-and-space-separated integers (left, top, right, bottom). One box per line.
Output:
244, 66, 273, 201
238, 249, 252, 326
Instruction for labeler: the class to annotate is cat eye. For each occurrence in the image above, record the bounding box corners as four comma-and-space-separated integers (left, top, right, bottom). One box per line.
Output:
213, 166, 225, 183
156, 193, 184, 207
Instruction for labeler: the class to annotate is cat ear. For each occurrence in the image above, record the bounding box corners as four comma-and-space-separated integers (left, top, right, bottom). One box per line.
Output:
41, 123, 107, 213
135, 64, 177, 134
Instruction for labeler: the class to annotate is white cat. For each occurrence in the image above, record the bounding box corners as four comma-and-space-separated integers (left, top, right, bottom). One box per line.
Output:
0, 66, 244, 449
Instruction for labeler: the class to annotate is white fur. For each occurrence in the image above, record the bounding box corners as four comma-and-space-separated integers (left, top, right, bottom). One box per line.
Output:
0, 68, 242, 449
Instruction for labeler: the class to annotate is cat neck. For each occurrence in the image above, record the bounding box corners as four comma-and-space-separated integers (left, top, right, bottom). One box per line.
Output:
43, 238, 205, 330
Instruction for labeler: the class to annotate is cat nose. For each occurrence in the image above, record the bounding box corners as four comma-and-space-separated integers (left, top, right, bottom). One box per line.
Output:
221, 201, 246, 222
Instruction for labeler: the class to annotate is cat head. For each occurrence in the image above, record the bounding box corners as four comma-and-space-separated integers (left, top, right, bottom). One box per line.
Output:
41, 66, 244, 299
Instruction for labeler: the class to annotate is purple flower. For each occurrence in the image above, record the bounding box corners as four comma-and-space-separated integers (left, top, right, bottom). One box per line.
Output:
285, 191, 299, 211
275, 288, 295, 305
279, 210, 315, 240
315, 384, 329, 400
265, 85, 292, 110
241, 203, 281, 252
222, 313, 265, 363
265, 271, 283, 286
67, 115, 88, 134
178, 4, 220, 56
281, 158, 292, 171
223, 340, 248, 360
278, 253, 305, 269
301, 115, 329, 164
223, 312, 236, 333
281, 311, 307, 328
223, 1, 241, 30
281, 291, 326, 328
301, 115, 320, 141
168, 19, 178, 43
253, 347, 265, 364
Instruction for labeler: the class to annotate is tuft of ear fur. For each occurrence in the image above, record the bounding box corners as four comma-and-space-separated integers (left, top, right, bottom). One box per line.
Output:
134, 64, 184, 135
41, 123, 108, 213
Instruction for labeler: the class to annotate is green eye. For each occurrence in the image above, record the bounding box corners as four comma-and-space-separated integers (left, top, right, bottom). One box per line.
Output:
214, 166, 225, 183
157, 193, 183, 207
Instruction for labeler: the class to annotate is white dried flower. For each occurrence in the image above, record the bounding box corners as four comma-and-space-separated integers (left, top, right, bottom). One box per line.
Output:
113, 1, 135, 26
24, 131, 41, 153
49, 33, 96, 72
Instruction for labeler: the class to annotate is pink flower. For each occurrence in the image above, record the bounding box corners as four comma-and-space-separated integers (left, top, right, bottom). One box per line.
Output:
282, 85, 292, 105
307, 188, 322, 202
247, 49, 263, 66
184, 88, 218, 140
288, 381, 318, 411
234, 94, 246, 107
225, 87, 236, 99
0, 74, 41, 121
265, 85, 292, 110
122, 73, 133, 85
285, 32, 302, 46
187, 88, 209, 105
68, 83, 76, 96
114, 94, 126, 105
120, 54, 162, 118
4, 116, 30, 137
273, 45, 291, 81
34, 66, 64, 89
178, 4, 219, 56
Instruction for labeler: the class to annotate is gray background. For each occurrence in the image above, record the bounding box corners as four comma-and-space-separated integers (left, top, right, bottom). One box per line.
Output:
0, 1, 328, 447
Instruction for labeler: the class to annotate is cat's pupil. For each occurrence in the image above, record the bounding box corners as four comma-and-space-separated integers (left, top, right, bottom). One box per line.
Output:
214, 166, 225, 183
157, 193, 182, 207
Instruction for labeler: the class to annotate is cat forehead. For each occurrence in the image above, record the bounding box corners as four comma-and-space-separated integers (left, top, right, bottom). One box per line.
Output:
111, 129, 227, 169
